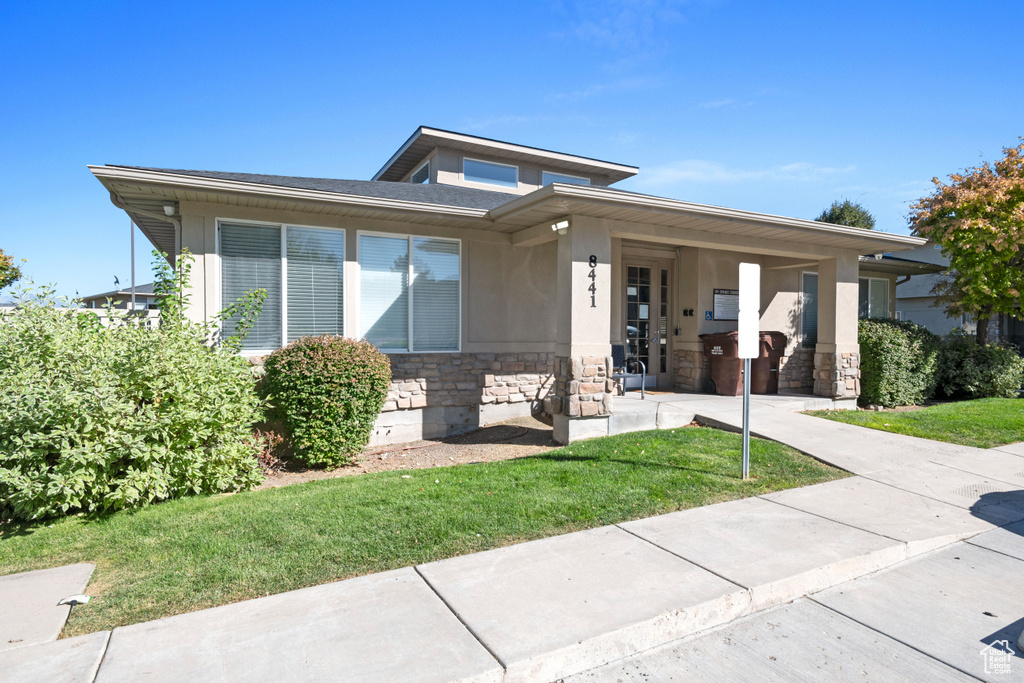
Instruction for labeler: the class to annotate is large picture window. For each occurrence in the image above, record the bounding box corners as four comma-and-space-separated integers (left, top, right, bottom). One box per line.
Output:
221, 222, 459, 354
359, 233, 460, 352
220, 222, 344, 353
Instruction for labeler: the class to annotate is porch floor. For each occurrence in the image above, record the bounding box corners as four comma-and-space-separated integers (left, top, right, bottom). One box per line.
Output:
608, 390, 837, 437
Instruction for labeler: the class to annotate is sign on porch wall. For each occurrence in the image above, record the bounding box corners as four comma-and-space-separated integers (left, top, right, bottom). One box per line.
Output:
712, 289, 739, 321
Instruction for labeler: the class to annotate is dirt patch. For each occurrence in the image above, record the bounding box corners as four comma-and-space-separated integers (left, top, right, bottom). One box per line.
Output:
257, 415, 558, 490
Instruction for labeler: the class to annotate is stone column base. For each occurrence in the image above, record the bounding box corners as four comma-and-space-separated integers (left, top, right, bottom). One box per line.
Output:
813, 351, 861, 400
547, 355, 614, 444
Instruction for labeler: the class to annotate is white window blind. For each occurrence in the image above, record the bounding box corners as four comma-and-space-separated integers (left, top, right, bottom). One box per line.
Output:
286, 227, 344, 342
360, 235, 409, 350
802, 273, 818, 348
221, 223, 282, 351
413, 238, 460, 351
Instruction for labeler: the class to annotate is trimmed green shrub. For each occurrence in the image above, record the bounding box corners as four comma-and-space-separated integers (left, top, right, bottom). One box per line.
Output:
936, 330, 1024, 399
261, 336, 391, 468
0, 252, 266, 521
858, 318, 941, 407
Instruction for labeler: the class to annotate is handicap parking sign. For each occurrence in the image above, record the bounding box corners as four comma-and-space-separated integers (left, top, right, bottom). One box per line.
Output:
705, 311, 713, 321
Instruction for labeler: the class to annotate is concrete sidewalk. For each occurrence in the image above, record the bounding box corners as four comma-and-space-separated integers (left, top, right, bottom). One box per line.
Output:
4, 401, 1024, 682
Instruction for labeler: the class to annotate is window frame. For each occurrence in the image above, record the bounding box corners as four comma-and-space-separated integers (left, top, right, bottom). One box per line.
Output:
355, 229, 462, 354
801, 270, 818, 349
542, 170, 591, 187
858, 276, 890, 319
216, 218, 346, 356
409, 160, 430, 184
462, 156, 519, 189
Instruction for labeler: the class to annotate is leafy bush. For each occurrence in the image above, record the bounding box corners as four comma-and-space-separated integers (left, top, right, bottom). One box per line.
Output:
858, 318, 941, 407
936, 329, 1024, 399
0, 252, 266, 521
261, 336, 391, 468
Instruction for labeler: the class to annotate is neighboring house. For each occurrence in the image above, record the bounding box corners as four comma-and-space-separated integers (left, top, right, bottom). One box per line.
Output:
89, 126, 928, 444
80, 282, 158, 310
893, 244, 971, 335
894, 243, 1024, 350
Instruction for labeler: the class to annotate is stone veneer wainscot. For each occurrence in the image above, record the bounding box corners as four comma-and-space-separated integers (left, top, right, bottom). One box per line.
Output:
383, 352, 556, 411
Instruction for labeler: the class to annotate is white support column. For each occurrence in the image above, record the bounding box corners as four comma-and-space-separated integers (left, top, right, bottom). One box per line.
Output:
552, 216, 614, 444
814, 252, 861, 404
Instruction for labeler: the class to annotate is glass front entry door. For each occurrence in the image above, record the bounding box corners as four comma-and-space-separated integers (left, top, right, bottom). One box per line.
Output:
625, 263, 670, 388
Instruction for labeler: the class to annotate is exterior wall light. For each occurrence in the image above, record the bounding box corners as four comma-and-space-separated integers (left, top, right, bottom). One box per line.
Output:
163, 202, 176, 216
551, 220, 569, 235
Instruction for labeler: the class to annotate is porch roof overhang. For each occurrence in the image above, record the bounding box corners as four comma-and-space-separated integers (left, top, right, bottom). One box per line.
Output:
90, 165, 928, 261
857, 254, 946, 276
495, 184, 928, 258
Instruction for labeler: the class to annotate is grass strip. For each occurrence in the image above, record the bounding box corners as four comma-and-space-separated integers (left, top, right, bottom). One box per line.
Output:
0, 426, 846, 637
806, 397, 1024, 449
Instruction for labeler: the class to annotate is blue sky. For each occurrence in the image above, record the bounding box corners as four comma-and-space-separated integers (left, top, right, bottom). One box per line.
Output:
1, 0, 1021, 298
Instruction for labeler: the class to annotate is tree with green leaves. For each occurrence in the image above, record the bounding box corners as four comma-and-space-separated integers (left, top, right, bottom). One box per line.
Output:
0, 249, 21, 290
815, 199, 876, 230
909, 140, 1024, 346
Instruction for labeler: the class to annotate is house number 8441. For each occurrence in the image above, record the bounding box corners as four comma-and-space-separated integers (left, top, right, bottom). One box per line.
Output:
588, 255, 597, 308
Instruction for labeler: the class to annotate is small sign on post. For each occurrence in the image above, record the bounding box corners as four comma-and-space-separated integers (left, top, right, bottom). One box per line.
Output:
738, 263, 760, 480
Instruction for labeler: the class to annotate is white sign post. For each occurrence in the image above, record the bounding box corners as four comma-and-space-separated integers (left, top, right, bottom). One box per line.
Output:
737, 263, 761, 480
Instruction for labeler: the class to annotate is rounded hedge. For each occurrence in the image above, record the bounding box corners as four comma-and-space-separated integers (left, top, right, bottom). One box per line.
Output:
858, 318, 941, 407
936, 330, 1024, 399
261, 336, 391, 468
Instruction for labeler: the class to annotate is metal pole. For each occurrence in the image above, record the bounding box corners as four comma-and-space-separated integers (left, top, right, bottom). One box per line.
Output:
130, 219, 136, 311
742, 357, 751, 479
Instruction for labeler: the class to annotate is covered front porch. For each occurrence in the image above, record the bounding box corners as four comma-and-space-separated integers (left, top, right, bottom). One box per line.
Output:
506, 194, 918, 444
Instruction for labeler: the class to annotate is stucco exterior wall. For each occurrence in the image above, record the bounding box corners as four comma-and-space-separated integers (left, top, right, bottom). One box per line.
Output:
177, 201, 558, 353
426, 146, 612, 194
175, 200, 871, 440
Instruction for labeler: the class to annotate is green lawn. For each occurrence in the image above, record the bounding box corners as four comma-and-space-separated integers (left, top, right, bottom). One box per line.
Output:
0, 426, 845, 637
807, 398, 1024, 448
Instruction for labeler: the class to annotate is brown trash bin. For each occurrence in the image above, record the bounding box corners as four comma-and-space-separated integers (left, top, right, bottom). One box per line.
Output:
750, 332, 789, 394
700, 332, 743, 396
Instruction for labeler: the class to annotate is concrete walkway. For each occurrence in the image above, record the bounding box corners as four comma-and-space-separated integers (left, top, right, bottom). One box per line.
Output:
4, 399, 1024, 682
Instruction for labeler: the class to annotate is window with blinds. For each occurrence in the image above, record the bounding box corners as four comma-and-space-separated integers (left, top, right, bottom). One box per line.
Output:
359, 233, 460, 352
360, 235, 409, 350
802, 272, 818, 348
221, 223, 282, 351
220, 223, 459, 354
286, 227, 344, 343
413, 238, 460, 351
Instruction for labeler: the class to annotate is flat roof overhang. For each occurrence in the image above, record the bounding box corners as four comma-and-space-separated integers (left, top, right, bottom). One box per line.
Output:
90, 166, 928, 262
494, 184, 928, 259
858, 254, 946, 276
372, 126, 639, 184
